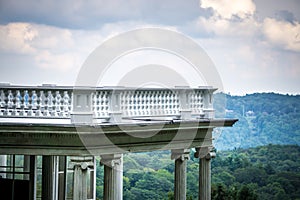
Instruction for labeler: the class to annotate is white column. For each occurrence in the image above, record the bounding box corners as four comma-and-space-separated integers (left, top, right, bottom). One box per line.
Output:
70, 156, 94, 200
23, 155, 30, 180
171, 149, 190, 200
0, 155, 7, 178
195, 147, 215, 200
100, 154, 123, 200
29, 156, 37, 200
58, 156, 67, 200
42, 156, 58, 200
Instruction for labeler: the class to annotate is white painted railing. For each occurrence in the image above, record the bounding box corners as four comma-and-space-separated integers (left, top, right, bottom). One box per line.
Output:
0, 84, 215, 123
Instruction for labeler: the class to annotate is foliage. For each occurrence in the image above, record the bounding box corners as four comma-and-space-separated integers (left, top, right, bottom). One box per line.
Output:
94, 93, 300, 199
95, 145, 300, 199
214, 93, 300, 150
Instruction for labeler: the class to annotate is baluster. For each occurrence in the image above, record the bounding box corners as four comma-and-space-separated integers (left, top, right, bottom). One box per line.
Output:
101, 92, 105, 117
145, 91, 149, 116
152, 92, 156, 115
22, 90, 30, 116
156, 92, 160, 115
13, 90, 21, 116
162, 92, 167, 115
98, 92, 102, 117
105, 91, 110, 117
7, 90, 14, 108
135, 93, 139, 116
38, 91, 46, 117
15, 90, 22, 109
23, 90, 29, 109
6, 90, 14, 116
62, 91, 70, 117
55, 91, 62, 117
171, 92, 176, 114
129, 93, 134, 116
126, 92, 131, 116
165, 92, 168, 115
146, 92, 150, 115
136, 92, 140, 115
140, 91, 145, 116
123, 92, 129, 116
149, 92, 153, 115
154, 92, 158, 115
194, 92, 197, 112
99, 92, 103, 117
167, 92, 171, 114
169, 93, 173, 114
46, 91, 54, 117
199, 92, 204, 116
159, 91, 162, 115
192, 92, 195, 113
120, 92, 124, 116
102, 92, 107, 117
0, 90, 6, 117
128, 93, 132, 116
196, 95, 199, 110
193, 92, 198, 113
31, 91, 38, 116
171, 92, 175, 114
135, 92, 139, 116
197, 92, 201, 113
0, 90, 5, 107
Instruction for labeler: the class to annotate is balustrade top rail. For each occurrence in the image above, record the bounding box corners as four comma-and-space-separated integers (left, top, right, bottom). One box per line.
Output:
0, 84, 216, 124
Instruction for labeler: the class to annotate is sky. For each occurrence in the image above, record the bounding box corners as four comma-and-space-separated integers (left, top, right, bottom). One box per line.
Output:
0, 0, 299, 95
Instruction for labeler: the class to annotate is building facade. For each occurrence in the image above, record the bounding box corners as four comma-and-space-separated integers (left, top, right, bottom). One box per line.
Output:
0, 84, 237, 200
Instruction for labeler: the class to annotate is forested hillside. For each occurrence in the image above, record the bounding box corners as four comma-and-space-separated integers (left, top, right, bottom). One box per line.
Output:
96, 145, 300, 199
214, 93, 300, 150
95, 93, 300, 199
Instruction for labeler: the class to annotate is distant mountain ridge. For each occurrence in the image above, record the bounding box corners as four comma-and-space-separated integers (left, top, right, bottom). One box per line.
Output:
213, 93, 300, 150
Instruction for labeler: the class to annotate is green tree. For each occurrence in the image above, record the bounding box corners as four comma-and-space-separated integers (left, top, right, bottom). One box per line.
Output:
237, 185, 257, 200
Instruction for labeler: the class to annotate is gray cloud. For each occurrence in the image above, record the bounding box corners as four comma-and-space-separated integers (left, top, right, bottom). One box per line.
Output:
0, 0, 299, 94
253, 0, 300, 21
0, 0, 209, 29
275, 10, 296, 24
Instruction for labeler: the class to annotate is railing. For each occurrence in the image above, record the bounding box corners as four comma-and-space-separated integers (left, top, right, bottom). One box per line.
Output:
0, 84, 216, 123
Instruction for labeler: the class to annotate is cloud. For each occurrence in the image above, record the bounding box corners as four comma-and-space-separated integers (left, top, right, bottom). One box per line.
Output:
263, 18, 300, 52
190, 0, 259, 38
200, 0, 256, 20
0, 0, 299, 94
29, 24, 74, 51
0, 21, 177, 73
0, 22, 86, 71
0, 23, 37, 54
194, 16, 259, 37
197, 0, 300, 54
275, 10, 296, 23
197, 37, 300, 94
0, 0, 205, 29
34, 51, 76, 71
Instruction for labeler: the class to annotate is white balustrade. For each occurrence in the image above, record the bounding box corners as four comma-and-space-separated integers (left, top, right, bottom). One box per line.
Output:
0, 85, 215, 122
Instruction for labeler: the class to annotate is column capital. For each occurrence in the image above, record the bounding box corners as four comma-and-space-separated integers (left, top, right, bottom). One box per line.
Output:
171, 149, 190, 161
70, 156, 94, 170
100, 154, 123, 167
194, 147, 216, 160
